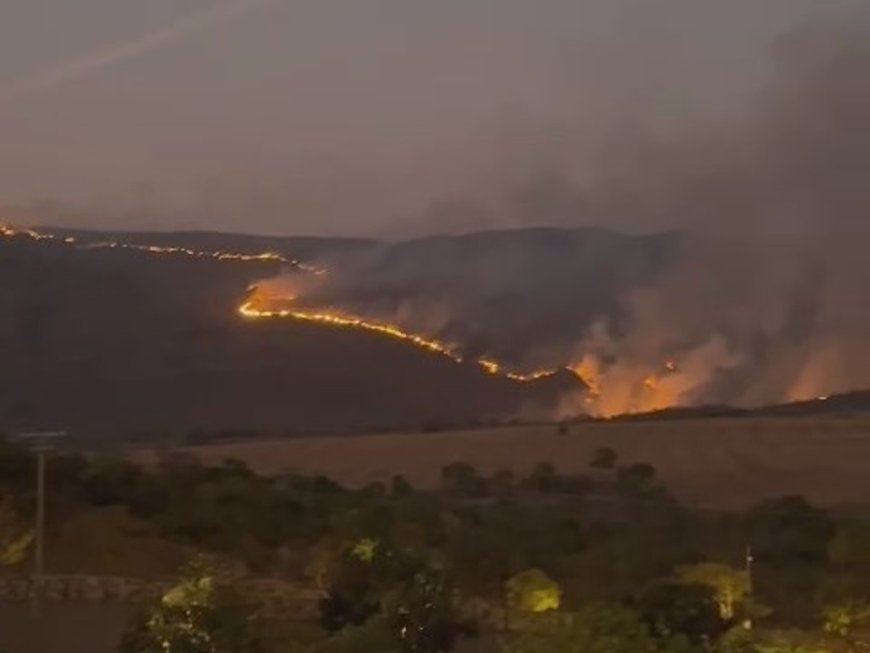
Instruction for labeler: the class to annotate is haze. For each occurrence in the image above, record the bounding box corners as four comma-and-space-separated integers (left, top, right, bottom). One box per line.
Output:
1, 0, 863, 237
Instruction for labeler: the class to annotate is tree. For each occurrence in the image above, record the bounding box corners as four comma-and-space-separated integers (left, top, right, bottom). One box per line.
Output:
745, 496, 836, 623
715, 627, 761, 653
822, 600, 870, 643
383, 569, 476, 653
501, 603, 662, 653
637, 581, 730, 643
524, 463, 559, 493
0, 497, 32, 567
677, 563, 751, 621
391, 476, 413, 498
746, 496, 835, 568
822, 521, 870, 609
590, 447, 617, 470
506, 569, 561, 615
616, 463, 660, 496
441, 463, 485, 498
755, 644, 832, 653
828, 520, 870, 569
119, 560, 272, 653
318, 616, 399, 653
319, 592, 379, 636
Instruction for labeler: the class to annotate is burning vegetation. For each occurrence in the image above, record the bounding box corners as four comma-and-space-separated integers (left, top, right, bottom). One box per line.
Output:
237, 283, 717, 414
2, 220, 858, 418
238, 291, 562, 385
0, 221, 322, 270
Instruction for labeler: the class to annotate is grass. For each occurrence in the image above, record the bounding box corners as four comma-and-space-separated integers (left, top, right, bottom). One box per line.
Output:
133, 417, 870, 509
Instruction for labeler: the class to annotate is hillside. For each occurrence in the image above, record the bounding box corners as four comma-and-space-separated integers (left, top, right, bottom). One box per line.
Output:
0, 231, 579, 437
38, 225, 373, 262
3, 222, 868, 433
297, 226, 679, 363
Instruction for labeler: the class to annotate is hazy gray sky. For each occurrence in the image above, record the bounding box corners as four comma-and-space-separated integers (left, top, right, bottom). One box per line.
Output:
0, 0, 861, 235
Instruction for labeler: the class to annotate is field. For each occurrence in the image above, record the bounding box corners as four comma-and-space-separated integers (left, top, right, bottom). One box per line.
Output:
137, 417, 870, 509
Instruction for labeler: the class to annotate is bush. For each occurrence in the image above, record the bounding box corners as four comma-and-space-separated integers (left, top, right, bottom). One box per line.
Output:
118, 560, 274, 653
637, 581, 730, 643
590, 447, 617, 470
502, 603, 661, 653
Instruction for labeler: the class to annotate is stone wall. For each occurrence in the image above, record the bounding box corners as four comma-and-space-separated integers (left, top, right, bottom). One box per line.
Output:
0, 574, 322, 617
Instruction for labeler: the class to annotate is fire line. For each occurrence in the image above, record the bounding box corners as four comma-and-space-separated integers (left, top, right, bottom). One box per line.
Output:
1, 222, 323, 273
237, 299, 560, 384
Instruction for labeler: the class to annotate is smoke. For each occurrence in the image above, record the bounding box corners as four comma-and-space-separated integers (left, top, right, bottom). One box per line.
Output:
551, 8, 870, 413
503, 7, 870, 238
0, 0, 277, 108
247, 7, 870, 414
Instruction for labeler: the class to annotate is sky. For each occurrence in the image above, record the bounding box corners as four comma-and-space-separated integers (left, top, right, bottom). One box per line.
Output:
0, 0, 863, 236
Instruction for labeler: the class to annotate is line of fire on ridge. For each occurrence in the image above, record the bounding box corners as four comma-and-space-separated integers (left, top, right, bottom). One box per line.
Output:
237, 299, 561, 384
1, 222, 324, 273
7, 222, 839, 406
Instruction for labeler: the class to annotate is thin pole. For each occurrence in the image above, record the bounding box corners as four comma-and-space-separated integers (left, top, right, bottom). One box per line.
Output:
743, 544, 754, 630
33, 448, 46, 615
745, 544, 753, 592
17, 432, 64, 616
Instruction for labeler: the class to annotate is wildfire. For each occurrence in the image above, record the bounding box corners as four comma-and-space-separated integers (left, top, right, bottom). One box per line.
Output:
0, 222, 326, 272
238, 298, 560, 383
506, 369, 560, 382
566, 357, 691, 417
642, 375, 660, 391
23, 220, 837, 412
1, 224, 60, 241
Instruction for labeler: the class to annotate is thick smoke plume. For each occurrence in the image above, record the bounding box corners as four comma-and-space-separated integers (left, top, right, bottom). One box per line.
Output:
556, 9, 870, 413
252, 9, 870, 415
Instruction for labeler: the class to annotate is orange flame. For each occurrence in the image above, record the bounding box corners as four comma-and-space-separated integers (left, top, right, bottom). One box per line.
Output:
567, 357, 690, 417
239, 296, 559, 383
0, 222, 326, 271
20, 221, 840, 413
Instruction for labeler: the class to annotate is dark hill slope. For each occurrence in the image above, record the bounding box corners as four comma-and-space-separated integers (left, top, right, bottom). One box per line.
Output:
37, 225, 373, 261
305, 227, 680, 363
0, 235, 576, 437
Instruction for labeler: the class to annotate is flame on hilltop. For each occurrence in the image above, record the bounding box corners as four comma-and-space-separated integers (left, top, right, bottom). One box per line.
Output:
11, 221, 843, 410
239, 299, 462, 359
0, 221, 325, 272
238, 293, 560, 384
238, 288, 694, 397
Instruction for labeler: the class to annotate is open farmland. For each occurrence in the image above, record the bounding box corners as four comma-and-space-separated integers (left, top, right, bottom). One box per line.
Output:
136, 417, 870, 509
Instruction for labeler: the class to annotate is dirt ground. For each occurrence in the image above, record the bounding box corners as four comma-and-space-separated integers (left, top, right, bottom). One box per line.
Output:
137, 417, 870, 509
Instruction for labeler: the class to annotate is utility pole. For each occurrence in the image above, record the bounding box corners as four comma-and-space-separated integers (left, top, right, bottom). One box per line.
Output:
745, 544, 754, 591
17, 431, 66, 616
744, 543, 754, 630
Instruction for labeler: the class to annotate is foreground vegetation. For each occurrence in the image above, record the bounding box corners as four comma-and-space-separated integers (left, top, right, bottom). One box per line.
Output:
1, 436, 869, 652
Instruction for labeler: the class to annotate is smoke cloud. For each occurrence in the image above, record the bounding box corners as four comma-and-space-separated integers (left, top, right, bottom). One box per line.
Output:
249, 7, 870, 414
0, 0, 277, 108
553, 8, 870, 412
